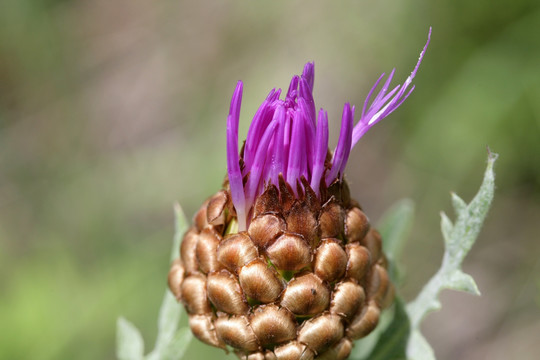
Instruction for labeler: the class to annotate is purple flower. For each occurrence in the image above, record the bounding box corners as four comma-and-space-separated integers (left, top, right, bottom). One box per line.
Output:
227, 29, 431, 230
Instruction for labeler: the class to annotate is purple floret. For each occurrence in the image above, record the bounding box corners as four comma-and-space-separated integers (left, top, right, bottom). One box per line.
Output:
226, 29, 431, 229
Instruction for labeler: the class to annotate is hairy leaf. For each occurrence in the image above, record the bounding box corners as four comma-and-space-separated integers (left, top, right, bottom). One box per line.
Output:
405, 151, 497, 359
118, 204, 192, 360
116, 317, 144, 360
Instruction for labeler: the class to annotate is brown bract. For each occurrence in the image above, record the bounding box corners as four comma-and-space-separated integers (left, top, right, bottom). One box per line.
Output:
169, 180, 394, 359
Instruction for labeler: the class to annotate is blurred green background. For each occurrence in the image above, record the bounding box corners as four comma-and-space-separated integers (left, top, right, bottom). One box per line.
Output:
1, 0, 539, 359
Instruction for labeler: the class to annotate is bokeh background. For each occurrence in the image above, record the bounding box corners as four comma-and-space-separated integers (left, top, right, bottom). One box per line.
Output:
1, 0, 539, 359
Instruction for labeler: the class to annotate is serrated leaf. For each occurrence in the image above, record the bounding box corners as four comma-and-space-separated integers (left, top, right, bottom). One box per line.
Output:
447, 270, 481, 295
406, 152, 497, 359
450, 192, 467, 215
117, 317, 144, 360
440, 212, 453, 245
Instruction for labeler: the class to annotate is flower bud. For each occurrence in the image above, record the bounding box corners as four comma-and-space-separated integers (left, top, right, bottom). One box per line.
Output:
169, 32, 433, 356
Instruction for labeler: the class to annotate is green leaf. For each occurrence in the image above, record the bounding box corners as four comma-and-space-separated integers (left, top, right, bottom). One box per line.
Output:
378, 199, 415, 284
364, 297, 411, 360
146, 204, 191, 360
118, 204, 192, 360
350, 200, 415, 360
116, 317, 144, 360
158, 327, 192, 360
406, 151, 497, 359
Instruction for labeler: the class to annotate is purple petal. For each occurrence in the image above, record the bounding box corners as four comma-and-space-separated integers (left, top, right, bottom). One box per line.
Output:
351, 28, 431, 150
286, 75, 299, 102
302, 62, 315, 91
268, 105, 286, 186
310, 109, 329, 194
299, 78, 316, 127
244, 120, 279, 209
287, 111, 305, 195
244, 99, 275, 174
361, 72, 385, 120
226, 81, 247, 230
326, 103, 353, 183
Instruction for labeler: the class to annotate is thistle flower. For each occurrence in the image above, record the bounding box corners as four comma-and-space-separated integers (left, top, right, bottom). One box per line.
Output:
169, 29, 431, 360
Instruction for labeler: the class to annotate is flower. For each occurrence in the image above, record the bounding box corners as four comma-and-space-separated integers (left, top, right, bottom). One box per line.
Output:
169, 29, 431, 360
227, 28, 431, 231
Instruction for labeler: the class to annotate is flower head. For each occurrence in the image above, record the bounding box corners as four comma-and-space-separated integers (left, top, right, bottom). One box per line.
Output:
228, 29, 431, 231
170, 29, 432, 359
